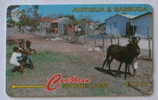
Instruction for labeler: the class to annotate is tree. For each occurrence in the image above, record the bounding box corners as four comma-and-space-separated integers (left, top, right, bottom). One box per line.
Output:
16, 9, 27, 32
7, 5, 19, 19
17, 6, 40, 32
7, 5, 19, 27
30, 5, 40, 31
32, 5, 40, 19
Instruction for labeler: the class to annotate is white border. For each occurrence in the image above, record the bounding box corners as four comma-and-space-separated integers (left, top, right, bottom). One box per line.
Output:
0, 0, 157, 100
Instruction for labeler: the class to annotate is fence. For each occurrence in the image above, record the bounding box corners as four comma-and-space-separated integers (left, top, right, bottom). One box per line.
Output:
85, 35, 153, 60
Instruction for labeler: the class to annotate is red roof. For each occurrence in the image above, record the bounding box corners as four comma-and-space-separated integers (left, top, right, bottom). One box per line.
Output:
40, 17, 58, 23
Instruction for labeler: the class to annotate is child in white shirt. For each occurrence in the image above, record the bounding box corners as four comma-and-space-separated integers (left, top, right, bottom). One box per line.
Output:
9, 47, 24, 72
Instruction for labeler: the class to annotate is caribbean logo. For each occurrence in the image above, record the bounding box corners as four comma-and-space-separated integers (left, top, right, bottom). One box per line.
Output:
46, 73, 91, 91
12, 73, 105, 91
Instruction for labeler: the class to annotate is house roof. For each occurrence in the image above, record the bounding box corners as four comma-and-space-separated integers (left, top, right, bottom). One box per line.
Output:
119, 14, 137, 19
40, 17, 58, 23
105, 14, 131, 22
105, 12, 152, 22
132, 12, 152, 20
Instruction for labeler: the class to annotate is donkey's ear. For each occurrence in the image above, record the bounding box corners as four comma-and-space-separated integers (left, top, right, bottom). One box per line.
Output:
137, 37, 141, 42
138, 37, 141, 41
136, 38, 140, 44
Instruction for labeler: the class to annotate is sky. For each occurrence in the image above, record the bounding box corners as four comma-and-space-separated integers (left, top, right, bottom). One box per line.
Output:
19, 4, 152, 22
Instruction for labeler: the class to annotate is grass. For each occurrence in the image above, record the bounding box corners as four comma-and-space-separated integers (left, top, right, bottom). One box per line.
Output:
33, 51, 80, 65
6, 44, 80, 79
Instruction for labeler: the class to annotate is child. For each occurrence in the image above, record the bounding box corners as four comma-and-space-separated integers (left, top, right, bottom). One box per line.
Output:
18, 39, 25, 53
9, 47, 24, 73
25, 40, 36, 69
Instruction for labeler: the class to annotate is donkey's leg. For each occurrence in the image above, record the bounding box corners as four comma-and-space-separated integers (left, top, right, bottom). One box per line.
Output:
117, 62, 122, 75
127, 65, 131, 75
118, 62, 122, 72
108, 58, 113, 72
124, 64, 129, 80
102, 58, 107, 69
102, 55, 110, 69
132, 62, 137, 76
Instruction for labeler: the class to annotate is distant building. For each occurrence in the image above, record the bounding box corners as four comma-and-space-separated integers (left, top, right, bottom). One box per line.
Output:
39, 17, 72, 35
39, 17, 55, 34
104, 12, 153, 37
57, 17, 72, 35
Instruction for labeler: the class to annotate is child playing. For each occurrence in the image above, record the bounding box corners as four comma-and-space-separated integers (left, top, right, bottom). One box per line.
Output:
9, 47, 24, 73
25, 40, 36, 69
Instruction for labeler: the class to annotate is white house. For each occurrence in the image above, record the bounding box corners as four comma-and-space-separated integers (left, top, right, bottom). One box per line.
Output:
104, 12, 153, 37
57, 17, 72, 35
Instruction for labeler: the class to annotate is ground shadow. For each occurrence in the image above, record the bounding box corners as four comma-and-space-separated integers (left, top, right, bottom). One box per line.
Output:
94, 67, 132, 78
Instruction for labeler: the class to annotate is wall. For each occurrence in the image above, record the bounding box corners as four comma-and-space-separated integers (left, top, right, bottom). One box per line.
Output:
133, 14, 153, 37
105, 15, 130, 36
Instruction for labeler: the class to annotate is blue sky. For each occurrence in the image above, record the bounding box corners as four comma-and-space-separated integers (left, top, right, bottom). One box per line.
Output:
19, 4, 152, 22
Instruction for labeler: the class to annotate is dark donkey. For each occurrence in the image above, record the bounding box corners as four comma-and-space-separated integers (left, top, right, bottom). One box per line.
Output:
102, 37, 140, 79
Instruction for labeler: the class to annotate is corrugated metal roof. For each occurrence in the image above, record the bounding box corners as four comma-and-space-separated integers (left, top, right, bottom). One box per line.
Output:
119, 14, 137, 19
105, 12, 152, 22
132, 12, 152, 20
105, 14, 130, 22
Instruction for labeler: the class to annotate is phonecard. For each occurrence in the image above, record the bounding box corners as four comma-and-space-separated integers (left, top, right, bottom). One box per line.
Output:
6, 4, 153, 97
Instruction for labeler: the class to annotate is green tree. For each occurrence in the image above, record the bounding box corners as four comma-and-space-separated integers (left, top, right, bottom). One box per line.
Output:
32, 5, 40, 19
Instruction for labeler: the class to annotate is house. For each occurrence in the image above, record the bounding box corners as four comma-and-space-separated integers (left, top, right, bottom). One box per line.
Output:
104, 12, 153, 37
88, 21, 99, 33
105, 14, 136, 36
57, 17, 72, 35
39, 17, 56, 34
39, 17, 72, 35
77, 21, 98, 35
132, 12, 153, 37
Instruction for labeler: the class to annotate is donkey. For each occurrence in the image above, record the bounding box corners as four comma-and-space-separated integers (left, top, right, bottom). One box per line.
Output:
102, 37, 140, 79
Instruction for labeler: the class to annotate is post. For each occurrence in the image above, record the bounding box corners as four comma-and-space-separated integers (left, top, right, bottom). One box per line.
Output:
148, 38, 151, 59
147, 27, 152, 59
117, 37, 120, 45
102, 35, 105, 52
95, 39, 97, 47
110, 37, 113, 45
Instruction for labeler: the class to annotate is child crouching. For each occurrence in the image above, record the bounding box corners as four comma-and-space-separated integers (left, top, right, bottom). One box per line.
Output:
9, 47, 24, 73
